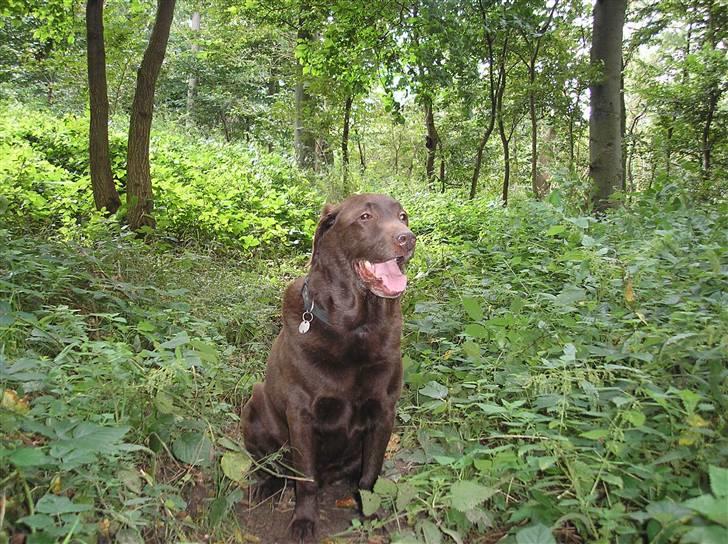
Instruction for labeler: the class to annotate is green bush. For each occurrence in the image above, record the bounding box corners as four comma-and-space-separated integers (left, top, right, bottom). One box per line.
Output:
0, 103, 322, 251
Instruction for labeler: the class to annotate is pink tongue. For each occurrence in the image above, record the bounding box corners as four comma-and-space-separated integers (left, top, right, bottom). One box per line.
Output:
371, 259, 407, 293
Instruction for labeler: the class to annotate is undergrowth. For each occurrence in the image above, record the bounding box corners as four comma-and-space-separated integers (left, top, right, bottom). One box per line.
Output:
1, 144, 727, 543
0, 103, 321, 251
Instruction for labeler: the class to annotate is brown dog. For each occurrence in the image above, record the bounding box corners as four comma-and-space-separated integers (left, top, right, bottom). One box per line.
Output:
242, 193, 415, 541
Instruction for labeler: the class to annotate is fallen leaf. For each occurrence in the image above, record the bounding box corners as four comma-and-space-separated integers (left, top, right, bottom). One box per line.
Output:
335, 496, 357, 509
2, 389, 29, 414
385, 433, 400, 459
624, 277, 636, 303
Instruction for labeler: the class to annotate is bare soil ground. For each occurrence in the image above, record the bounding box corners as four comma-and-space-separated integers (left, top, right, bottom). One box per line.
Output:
237, 481, 373, 544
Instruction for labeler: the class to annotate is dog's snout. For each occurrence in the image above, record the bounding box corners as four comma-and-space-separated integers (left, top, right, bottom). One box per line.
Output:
396, 231, 416, 250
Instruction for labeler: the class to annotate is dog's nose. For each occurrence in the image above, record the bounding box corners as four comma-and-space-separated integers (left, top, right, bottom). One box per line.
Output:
396, 231, 416, 249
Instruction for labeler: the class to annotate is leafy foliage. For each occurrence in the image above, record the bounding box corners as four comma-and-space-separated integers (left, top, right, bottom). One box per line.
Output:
364, 190, 728, 543
2, 179, 726, 542
0, 103, 321, 250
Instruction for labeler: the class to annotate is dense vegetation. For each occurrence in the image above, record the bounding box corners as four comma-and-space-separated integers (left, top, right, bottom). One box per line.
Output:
1, 0, 727, 543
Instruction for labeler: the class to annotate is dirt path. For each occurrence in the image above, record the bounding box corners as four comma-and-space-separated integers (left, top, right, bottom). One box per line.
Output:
237, 481, 370, 544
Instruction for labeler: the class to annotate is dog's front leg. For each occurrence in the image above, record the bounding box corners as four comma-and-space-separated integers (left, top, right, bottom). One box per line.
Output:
286, 403, 318, 541
359, 403, 394, 491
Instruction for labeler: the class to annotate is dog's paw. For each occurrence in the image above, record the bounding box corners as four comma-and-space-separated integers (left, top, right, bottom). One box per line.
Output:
289, 517, 316, 542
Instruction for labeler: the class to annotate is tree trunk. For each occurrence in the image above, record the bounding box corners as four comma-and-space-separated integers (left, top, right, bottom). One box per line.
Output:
529, 87, 538, 196
294, 9, 316, 169
126, 0, 176, 231
701, 90, 718, 183
186, 11, 200, 128
86, 0, 121, 214
439, 148, 445, 193
498, 114, 510, 206
568, 113, 575, 170
620, 65, 627, 190
357, 133, 366, 173
470, 31, 499, 200
341, 94, 352, 190
470, 122, 495, 199
423, 95, 439, 190
589, 0, 626, 212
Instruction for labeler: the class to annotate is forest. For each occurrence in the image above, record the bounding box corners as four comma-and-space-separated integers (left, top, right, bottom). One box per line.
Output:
0, 0, 726, 542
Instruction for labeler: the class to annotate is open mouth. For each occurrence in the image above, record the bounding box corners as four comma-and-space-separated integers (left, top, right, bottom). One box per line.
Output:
354, 257, 408, 298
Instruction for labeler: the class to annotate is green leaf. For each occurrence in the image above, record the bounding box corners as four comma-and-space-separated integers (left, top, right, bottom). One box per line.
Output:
118, 469, 142, 494
683, 494, 728, 525
709, 465, 728, 498
160, 332, 190, 349
554, 286, 586, 307
136, 320, 155, 332
682, 525, 728, 544
396, 482, 417, 511
208, 496, 229, 527
463, 340, 481, 358
360, 490, 381, 517
374, 477, 397, 498
115, 528, 144, 544
462, 297, 483, 321
419, 381, 448, 399
15, 513, 54, 530
220, 451, 252, 482
464, 323, 488, 338
580, 429, 609, 440
545, 225, 566, 236
35, 495, 92, 514
623, 410, 646, 427
515, 524, 556, 544
450, 480, 496, 512
154, 391, 176, 414
190, 339, 218, 362
9, 447, 50, 467
418, 519, 442, 544
172, 432, 212, 466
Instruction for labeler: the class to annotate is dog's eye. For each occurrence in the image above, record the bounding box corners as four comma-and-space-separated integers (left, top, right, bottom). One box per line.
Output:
399, 212, 408, 222
359, 212, 372, 221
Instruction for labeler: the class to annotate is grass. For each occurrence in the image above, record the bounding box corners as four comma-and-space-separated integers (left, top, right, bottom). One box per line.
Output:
1, 191, 727, 544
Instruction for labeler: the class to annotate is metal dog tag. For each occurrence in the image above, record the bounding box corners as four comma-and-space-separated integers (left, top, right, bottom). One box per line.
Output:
298, 307, 313, 334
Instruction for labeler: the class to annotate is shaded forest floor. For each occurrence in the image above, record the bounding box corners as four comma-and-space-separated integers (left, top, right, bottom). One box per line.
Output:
2, 193, 727, 544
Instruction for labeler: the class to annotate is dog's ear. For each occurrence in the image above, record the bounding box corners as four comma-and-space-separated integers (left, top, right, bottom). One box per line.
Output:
310, 203, 338, 267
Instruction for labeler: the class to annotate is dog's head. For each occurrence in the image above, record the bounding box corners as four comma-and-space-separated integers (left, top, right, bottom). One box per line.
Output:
311, 194, 416, 299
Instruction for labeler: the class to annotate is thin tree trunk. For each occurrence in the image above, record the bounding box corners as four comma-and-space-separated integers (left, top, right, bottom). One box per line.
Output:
529, 89, 538, 194
498, 114, 510, 206
470, 29, 499, 200
423, 95, 439, 189
357, 134, 366, 173
589, 0, 626, 212
126, 0, 176, 231
294, 7, 316, 169
620, 64, 627, 190
439, 148, 445, 193
86, 0, 121, 214
701, 91, 717, 182
470, 122, 495, 199
568, 113, 575, 170
665, 122, 673, 178
186, 11, 200, 128
341, 94, 352, 191
525, 0, 559, 198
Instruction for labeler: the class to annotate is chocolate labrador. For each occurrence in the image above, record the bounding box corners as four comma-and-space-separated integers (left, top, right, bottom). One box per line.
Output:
242, 193, 415, 541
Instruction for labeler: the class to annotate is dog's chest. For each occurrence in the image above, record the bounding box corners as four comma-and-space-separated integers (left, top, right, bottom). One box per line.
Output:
312, 389, 388, 431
